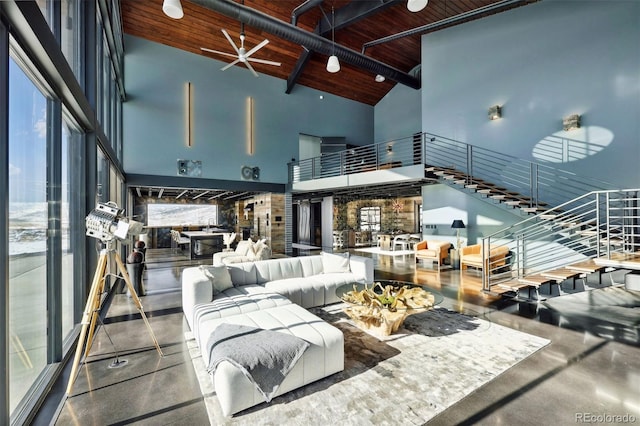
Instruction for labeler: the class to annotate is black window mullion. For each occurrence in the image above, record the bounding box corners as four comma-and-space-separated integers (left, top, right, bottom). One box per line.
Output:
0, 16, 10, 426
46, 98, 62, 364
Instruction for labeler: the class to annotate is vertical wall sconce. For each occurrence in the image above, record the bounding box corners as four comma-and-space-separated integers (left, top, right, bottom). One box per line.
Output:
563, 114, 581, 131
185, 82, 193, 147
246, 96, 254, 155
386, 144, 393, 153
488, 105, 502, 120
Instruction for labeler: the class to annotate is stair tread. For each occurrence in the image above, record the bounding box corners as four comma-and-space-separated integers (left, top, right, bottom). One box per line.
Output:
541, 268, 582, 280
498, 280, 533, 290
566, 260, 607, 273
518, 274, 555, 285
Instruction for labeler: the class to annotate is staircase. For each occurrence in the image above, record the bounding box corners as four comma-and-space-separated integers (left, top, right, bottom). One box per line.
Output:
289, 133, 638, 300
421, 133, 617, 217
476, 189, 640, 299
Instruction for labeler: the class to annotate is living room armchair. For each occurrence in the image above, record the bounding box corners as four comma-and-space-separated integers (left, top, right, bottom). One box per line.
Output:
460, 244, 510, 273
414, 240, 451, 270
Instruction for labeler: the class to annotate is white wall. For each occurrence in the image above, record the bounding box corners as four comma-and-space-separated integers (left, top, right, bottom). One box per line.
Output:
421, 184, 523, 247
420, 0, 640, 188
122, 36, 374, 184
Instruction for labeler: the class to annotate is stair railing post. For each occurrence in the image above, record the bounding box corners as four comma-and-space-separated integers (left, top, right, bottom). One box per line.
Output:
467, 144, 473, 185
516, 234, 523, 279
481, 237, 489, 292
529, 163, 534, 207
421, 133, 426, 165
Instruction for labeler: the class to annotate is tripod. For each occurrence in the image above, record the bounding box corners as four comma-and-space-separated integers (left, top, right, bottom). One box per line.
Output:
66, 243, 164, 396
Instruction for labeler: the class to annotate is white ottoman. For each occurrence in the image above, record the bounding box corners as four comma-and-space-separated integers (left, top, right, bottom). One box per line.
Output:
197, 303, 344, 417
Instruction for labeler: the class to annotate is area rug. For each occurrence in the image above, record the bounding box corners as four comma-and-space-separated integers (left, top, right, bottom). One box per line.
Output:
185, 304, 549, 425
355, 246, 415, 256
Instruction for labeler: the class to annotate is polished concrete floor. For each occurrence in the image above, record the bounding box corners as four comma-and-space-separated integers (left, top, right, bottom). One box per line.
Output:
37, 249, 640, 425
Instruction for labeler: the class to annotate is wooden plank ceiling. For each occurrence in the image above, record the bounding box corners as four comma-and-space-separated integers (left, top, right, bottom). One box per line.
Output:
121, 0, 537, 106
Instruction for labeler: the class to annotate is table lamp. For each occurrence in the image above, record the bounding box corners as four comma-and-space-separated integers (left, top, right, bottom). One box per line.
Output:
451, 220, 465, 249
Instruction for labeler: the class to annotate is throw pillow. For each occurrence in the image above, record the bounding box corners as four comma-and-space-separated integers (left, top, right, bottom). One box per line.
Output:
235, 240, 254, 256
254, 242, 272, 260
321, 251, 350, 273
200, 265, 233, 296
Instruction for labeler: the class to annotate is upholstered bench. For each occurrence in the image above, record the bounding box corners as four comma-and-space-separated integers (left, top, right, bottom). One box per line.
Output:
195, 303, 344, 417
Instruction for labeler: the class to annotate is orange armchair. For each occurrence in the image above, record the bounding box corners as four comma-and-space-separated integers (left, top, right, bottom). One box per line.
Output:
460, 244, 510, 273
414, 240, 451, 270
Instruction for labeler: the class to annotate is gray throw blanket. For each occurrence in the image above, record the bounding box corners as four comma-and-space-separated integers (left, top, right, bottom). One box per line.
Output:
206, 323, 310, 403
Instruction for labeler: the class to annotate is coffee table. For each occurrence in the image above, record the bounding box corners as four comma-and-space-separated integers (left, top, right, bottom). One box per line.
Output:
336, 280, 443, 336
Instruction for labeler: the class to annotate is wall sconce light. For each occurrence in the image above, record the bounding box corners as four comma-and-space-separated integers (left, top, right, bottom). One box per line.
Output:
563, 114, 581, 131
488, 105, 502, 120
185, 82, 193, 147
386, 144, 393, 153
246, 96, 254, 155
162, 0, 184, 19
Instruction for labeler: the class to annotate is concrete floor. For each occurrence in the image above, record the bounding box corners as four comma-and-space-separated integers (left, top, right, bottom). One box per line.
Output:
37, 249, 640, 425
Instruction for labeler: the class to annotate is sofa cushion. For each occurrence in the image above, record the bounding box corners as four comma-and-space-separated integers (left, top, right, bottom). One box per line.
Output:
321, 252, 350, 273
264, 273, 361, 308
199, 265, 233, 295
417, 249, 438, 257
254, 258, 306, 283
191, 285, 291, 340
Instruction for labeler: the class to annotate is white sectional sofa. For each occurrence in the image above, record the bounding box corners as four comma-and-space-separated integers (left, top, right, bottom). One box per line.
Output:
182, 252, 374, 416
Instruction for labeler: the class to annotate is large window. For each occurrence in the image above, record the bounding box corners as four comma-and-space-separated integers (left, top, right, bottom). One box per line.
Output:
148, 203, 219, 227
61, 122, 77, 339
359, 206, 381, 231
8, 56, 48, 413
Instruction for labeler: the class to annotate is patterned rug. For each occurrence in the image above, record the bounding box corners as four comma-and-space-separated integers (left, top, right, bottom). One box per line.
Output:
186, 304, 549, 425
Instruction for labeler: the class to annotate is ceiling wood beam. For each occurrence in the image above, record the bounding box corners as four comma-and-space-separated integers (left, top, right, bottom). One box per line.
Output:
287, 0, 404, 94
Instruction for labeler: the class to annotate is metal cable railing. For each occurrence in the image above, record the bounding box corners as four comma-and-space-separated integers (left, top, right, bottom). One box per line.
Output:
480, 189, 640, 292
290, 132, 617, 210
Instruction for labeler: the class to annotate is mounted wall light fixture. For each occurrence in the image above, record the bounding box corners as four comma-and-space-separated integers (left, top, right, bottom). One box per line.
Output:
185, 82, 193, 147
246, 96, 254, 155
563, 114, 581, 131
407, 0, 429, 12
386, 144, 393, 153
488, 105, 502, 120
162, 0, 184, 19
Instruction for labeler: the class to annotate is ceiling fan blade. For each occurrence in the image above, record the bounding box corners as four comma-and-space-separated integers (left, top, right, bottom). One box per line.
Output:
244, 39, 269, 59
244, 61, 259, 78
221, 59, 240, 71
221, 29, 241, 55
246, 57, 281, 67
200, 47, 237, 59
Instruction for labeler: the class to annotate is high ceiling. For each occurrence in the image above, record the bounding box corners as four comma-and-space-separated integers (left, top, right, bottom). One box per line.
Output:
121, 0, 537, 106
122, 0, 536, 202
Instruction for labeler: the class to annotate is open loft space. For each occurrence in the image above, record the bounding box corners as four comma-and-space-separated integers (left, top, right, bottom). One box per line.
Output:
2, 1, 639, 425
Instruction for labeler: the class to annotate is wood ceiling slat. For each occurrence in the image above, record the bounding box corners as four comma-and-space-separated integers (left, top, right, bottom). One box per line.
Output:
122, 0, 536, 105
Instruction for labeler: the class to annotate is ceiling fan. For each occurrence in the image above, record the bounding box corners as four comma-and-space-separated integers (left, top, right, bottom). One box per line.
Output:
200, 23, 281, 78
